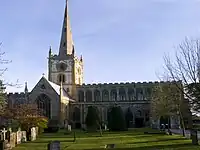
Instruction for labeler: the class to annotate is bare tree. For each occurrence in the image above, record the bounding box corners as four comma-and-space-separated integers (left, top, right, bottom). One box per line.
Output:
163, 37, 200, 144
0, 43, 21, 115
151, 81, 186, 136
163, 38, 200, 113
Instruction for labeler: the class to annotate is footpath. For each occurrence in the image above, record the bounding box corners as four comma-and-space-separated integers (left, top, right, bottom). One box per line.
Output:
169, 129, 200, 139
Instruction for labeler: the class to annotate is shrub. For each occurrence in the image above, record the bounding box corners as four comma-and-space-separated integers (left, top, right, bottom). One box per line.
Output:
85, 106, 100, 131
46, 119, 59, 133
108, 106, 126, 131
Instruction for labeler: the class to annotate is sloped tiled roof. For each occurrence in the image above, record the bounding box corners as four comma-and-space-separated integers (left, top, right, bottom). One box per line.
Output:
46, 80, 60, 95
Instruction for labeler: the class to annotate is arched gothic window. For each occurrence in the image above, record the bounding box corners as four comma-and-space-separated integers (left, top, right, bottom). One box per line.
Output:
36, 94, 51, 118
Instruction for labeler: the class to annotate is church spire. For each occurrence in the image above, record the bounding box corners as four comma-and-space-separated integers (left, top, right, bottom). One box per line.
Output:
59, 0, 74, 56
24, 82, 28, 93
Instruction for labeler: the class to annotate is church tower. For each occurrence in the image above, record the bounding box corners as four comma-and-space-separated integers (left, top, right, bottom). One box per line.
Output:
48, 0, 83, 99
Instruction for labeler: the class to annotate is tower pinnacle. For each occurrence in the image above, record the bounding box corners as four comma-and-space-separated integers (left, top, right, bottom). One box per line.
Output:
59, 0, 74, 56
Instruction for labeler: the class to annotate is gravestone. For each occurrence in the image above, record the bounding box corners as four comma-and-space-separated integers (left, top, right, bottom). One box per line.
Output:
9, 133, 16, 149
31, 127, 36, 141
21, 131, 27, 142
0, 128, 7, 140
105, 144, 115, 148
48, 141, 60, 150
104, 125, 107, 131
16, 130, 22, 144
8, 128, 12, 133
4, 140, 11, 150
191, 130, 198, 145
64, 120, 68, 129
0, 132, 3, 141
67, 125, 71, 132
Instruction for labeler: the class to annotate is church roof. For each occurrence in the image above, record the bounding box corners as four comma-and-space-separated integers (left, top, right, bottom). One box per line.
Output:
46, 79, 60, 94
43, 77, 75, 101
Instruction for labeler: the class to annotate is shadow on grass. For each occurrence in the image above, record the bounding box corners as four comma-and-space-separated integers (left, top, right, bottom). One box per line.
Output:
83, 143, 198, 150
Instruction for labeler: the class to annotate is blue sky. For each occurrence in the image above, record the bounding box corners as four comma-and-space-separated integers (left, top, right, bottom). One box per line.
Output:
0, 0, 200, 92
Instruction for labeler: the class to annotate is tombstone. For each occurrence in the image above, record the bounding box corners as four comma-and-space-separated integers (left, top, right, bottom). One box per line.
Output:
104, 124, 107, 131
191, 130, 198, 145
31, 127, 36, 141
67, 125, 71, 132
0, 132, 3, 141
64, 120, 68, 129
0, 128, 7, 141
48, 141, 60, 150
9, 133, 16, 149
8, 128, 12, 133
21, 131, 27, 142
105, 144, 115, 148
16, 130, 22, 144
4, 140, 11, 150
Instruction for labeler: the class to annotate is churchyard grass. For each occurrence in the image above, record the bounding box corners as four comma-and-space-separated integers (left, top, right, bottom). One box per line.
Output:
13, 128, 200, 150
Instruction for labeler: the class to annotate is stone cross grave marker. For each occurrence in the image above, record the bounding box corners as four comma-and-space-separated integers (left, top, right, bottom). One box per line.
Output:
0, 128, 7, 140
48, 141, 60, 150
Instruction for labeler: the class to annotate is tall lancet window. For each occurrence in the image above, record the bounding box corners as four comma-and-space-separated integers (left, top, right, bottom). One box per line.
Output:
58, 74, 66, 83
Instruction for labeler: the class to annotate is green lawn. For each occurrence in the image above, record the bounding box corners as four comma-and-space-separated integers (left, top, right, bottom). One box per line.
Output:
13, 128, 200, 150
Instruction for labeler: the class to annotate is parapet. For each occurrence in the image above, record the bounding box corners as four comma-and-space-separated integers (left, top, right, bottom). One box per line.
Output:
7, 92, 30, 97
78, 81, 176, 89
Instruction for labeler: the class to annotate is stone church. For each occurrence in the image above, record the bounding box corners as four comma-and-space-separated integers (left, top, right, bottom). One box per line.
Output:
7, 1, 180, 129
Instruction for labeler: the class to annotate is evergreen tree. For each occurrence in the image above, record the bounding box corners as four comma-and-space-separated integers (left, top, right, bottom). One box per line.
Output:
108, 106, 126, 131
85, 106, 100, 131
125, 108, 133, 128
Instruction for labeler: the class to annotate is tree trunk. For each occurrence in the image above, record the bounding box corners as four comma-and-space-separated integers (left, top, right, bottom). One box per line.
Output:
99, 125, 102, 137
167, 117, 172, 135
188, 112, 193, 139
179, 111, 185, 136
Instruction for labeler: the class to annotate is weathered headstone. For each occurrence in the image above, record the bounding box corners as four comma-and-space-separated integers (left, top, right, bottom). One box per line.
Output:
8, 128, 12, 133
4, 140, 11, 150
0, 128, 7, 140
48, 141, 60, 150
64, 120, 68, 129
0, 132, 3, 141
9, 133, 16, 149
105, 144, 115, 148
104, 124, 107, 131
16, 130, 22, 144
31, 127, 36, 141
21, 131, 27, 142
67, 125, 71, 132
191, 130, 198, 145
